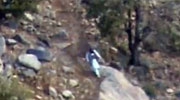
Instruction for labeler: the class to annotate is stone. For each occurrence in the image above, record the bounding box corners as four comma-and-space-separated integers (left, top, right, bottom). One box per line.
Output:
0, 36, 6, 56
26, 25, 37, 33
20, 20, 28, 25
62, 90, 74, 99
50, 11, 56, 19
13, 34, 30, 45
46, 5, 52, 9
56, 42, 72, 49
175, 91, 180, 98
50, 29, 69, 41
166, 88, 174, 94
24, 12, 34, 21
45, 10, 56, 19
35, 95, 43, 100
56, 22, 62, 27
9, 96, 18, 100
0, 59, 4, 74
69, 79, 79, 87
99, 65, 150, 100
2, 64, 13, 78
22, 69, 36, 78
26, 47, 53, 62
6, 38, 17, 46
62, 66, 74, 74
4, 21, 18, 30
37, 35, 51, 47
110, 46, 118, 54
18, 54, 41, 71
49, 86, 58, 97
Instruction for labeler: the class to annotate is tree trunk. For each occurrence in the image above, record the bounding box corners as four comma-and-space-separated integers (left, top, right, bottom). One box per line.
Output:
126, 9, 133, 62
130, 4, 141, 66
127, 5, 142, 66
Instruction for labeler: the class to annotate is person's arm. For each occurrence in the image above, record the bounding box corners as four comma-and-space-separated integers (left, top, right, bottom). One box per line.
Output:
93, 49, 102, 59
93, 49, 105, 63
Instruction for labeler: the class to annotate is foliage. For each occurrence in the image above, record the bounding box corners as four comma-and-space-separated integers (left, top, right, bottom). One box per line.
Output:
143, 84, 157, 98
0, 77, 34, 100
86, 0, 127, 38
0, 0, 40, 18
84, 0, 180, 57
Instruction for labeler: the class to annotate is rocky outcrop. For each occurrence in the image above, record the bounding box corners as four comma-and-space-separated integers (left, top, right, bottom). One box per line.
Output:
99, 66, 150, 100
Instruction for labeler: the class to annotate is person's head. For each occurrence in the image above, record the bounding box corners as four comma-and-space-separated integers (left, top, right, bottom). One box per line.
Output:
89, 48, 94, 53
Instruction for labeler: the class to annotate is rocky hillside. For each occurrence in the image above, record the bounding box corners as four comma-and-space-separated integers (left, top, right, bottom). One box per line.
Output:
0, 0, 179, 100
0, 0, 147, 100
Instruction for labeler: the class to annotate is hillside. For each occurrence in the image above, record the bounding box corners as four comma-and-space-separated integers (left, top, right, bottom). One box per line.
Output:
0, 0, 180, 100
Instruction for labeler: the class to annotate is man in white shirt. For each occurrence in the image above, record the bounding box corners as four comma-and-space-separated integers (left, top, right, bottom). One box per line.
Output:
85, 48, 104, 78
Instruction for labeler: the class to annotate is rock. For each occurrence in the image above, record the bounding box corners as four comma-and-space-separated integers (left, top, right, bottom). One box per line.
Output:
18, 54, 41, 71
109, 61, 122, 70
26, 25, 37, 33
2, 64, 13, 78
44, 69, 57, 78
175, 91, 180, 98
45, 10, 56, 19
62, 90, 74, 99
110, 46, 118, 54
50, 29, 69, 41
49, 86, 58, 97
0, 36, 6, 56
20, 20, 29, 25
0, 59, 4, 74
62, 66, 74, 74
35, 95, 43, 100
37, 35, 51, 47
99, 66, 150, 100
46, 5, 52, 10
9, 96, 18, 100
4, 21, 18, 30
22, 69, 36, 78
26, 47, 53, 62
56, 42, 72, 49
69, 79, 79, 87
13, 34, 30, 45
56, 22, 62, 27
24, 12, 34, 21
166, 88, 174, 94
6, 38, 17, 46
50, 11, 56, 19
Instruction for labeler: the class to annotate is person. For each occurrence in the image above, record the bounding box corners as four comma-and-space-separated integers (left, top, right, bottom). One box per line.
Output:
85, 48, 104, 78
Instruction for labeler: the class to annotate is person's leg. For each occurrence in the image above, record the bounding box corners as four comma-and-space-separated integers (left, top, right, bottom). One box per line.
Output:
91, 59, 101, 78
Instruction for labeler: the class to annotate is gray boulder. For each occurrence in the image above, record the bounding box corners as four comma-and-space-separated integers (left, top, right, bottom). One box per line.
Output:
99, 66, 150, 100
0, 36, 6, 56
26, 47, 53, 62
18, 54, 41, 71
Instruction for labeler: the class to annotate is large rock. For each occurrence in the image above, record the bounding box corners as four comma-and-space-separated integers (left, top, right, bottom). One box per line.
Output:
0, 59, 3, 74
18, 54, 41, 71
26, 47, 53, 62
0, 36, 6, 56
99, 66, 150, 100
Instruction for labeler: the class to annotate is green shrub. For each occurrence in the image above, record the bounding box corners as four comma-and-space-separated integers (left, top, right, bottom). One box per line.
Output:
0, 0, 40, 18
143, 84, 157, 98
0, 77, 34, 100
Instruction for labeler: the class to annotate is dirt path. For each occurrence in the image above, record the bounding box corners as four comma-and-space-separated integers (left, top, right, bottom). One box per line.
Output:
32, 0, 101, 100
